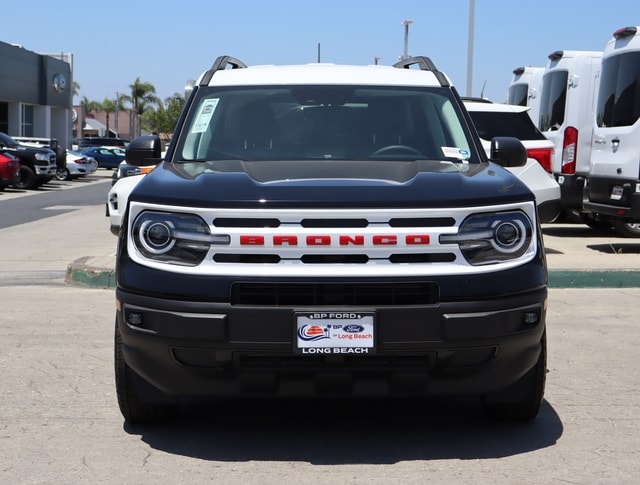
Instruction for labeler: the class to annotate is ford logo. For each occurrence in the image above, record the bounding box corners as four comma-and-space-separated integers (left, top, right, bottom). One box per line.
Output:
343, 325, 364, 333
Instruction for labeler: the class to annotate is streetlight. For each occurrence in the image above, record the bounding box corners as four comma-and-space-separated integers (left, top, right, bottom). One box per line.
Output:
466, 0, 475, 97
402, 19, 413, 60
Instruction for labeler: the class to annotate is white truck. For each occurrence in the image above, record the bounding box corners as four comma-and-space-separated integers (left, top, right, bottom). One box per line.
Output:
507, 66, 545, 127
538, 50, 602, 227
583, 26, 640, 237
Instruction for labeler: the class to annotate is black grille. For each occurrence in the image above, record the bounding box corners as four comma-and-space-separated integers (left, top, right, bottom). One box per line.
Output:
231, 282, 439, 306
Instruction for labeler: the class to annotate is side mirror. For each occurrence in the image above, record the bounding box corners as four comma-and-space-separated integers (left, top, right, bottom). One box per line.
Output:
125, 135, 162, 167
490, 136, 527, 168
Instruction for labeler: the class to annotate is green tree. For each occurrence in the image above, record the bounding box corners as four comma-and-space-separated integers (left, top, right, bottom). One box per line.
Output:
100, 98, 116, 137
80, 96, 101, 115
143, 93, 186, 134
121, 78, 162, 137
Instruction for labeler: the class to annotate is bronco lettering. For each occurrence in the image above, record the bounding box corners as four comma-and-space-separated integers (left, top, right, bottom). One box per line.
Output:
239, 234, 431, 246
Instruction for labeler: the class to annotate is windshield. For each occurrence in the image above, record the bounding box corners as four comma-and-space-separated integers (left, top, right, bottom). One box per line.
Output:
176, 85, 477, 163
468, 110, 547, 140
596, 51, 640, 127
508, 84, 529, 107
539, 71, 568, 131
0, 132, 19, 148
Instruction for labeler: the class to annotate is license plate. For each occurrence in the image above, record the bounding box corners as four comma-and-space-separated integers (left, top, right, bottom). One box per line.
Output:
295, 312, 375, 355
611, 185, 624, 201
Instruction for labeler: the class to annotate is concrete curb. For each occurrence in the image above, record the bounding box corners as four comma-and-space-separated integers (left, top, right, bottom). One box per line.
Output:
65, 257, 640, 289
65, 257, 116, 289
548, 270, 640, 288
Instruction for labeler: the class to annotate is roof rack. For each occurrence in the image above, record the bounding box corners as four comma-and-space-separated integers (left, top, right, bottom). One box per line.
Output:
461, 96, 493, 103
199, 55, 247, 86
393, 56, 450, 87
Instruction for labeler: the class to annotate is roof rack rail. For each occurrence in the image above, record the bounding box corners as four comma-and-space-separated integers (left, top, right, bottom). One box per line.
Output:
393, 56, 450, 87
461, 96, 493, 103
199, 55, 247, 86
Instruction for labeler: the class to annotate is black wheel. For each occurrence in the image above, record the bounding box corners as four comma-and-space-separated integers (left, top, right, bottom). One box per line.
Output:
114, 319, 177, 424
613, 219, 640, 238
370, 145, 423, 158
14, 165, 38, 190
483, 333, 547, 421
580, 212, 612, 231
55, 168, 71, 181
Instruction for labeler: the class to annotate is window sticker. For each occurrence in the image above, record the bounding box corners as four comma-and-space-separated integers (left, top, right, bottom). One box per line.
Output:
191, 98, 220, 134
441, 147, 470, 160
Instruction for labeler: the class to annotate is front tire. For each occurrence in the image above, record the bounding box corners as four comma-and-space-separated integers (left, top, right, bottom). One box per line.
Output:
14, 165, 38, 190
55, 168, 71, 181
114, 319, 177, 424
482, 333, 547, 421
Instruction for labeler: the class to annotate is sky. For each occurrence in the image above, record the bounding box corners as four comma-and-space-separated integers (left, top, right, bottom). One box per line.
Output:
3, 0, 638, 106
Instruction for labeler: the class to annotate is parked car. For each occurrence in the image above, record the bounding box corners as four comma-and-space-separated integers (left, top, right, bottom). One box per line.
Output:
539, 50, 602, 224
81, 147, 126, 169
112, 160, 156, 185
584, 26, 640, 237
106, 174, 146, 235
55, 150, 98, 181
0, 151, 20, 191
463, 99, 561, 223
0, 132, 57, 189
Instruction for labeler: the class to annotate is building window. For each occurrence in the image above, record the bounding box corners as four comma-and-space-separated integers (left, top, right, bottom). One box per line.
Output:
21, 104, 34, 137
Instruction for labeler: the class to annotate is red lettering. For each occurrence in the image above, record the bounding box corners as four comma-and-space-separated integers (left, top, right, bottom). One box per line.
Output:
274, 235, 298, 246
406, 234, 430, 245
373, 235, 397, 245
240, 235, 264, 245
307, 235, 331, 246
339, 235, 365, 246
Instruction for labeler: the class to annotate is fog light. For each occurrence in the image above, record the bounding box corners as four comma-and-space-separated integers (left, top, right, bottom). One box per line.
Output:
523, 312, 539, 325
127, 312, 143, 326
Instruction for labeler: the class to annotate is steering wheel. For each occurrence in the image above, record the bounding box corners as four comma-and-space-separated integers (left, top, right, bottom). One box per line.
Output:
369, 145, 423, 157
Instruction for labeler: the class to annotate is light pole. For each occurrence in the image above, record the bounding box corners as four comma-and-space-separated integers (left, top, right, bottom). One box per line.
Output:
114, 92, 119, 138
402, 19, 413, 60
466, 0, 475, 97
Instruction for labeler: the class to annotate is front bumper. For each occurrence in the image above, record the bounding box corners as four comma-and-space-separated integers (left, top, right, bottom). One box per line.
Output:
116, 286, 547, 398
34, 163, 56, 176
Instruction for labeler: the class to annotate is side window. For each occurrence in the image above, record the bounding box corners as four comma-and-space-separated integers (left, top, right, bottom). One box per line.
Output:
597, 52, 640, 127
508, 84, 529, 107
539, 71, 568, 131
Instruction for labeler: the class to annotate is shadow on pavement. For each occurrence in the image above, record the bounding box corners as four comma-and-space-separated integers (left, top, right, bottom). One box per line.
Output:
125, 396, 563, 464
588, 243, 640, 254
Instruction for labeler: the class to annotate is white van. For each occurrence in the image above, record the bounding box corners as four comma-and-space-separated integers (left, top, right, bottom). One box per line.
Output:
507, 66, 545, 126
584, 26, 640, 237
538, 50, 602, 224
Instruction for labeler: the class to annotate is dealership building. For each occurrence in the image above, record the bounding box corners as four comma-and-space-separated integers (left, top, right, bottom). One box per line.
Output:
0, 40, 73, 148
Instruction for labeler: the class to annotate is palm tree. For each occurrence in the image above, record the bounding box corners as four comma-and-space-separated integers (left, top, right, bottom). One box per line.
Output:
122, 78, 161, 137
101, 98, 116, 137
80, 96, 102, 137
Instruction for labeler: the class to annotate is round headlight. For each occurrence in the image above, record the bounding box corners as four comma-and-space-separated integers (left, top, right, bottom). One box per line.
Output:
138, 219, 176, 254
492, 219, 526, 253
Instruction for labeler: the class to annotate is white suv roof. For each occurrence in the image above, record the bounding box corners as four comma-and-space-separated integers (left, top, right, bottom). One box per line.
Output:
200, 61, 451, 88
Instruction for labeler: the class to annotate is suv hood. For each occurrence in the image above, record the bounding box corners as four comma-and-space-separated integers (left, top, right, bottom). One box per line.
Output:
130, 159, 533, 209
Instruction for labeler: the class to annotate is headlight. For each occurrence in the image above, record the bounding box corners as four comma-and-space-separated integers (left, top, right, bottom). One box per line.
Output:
34, 153, 50, 161
440, 211, 534, 265
132, 211, 229, 266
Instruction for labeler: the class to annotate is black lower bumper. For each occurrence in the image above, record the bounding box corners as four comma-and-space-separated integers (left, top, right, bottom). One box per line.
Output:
584, 176, 640, 220
116, 287, 547, 398
555, 173, 586, 211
